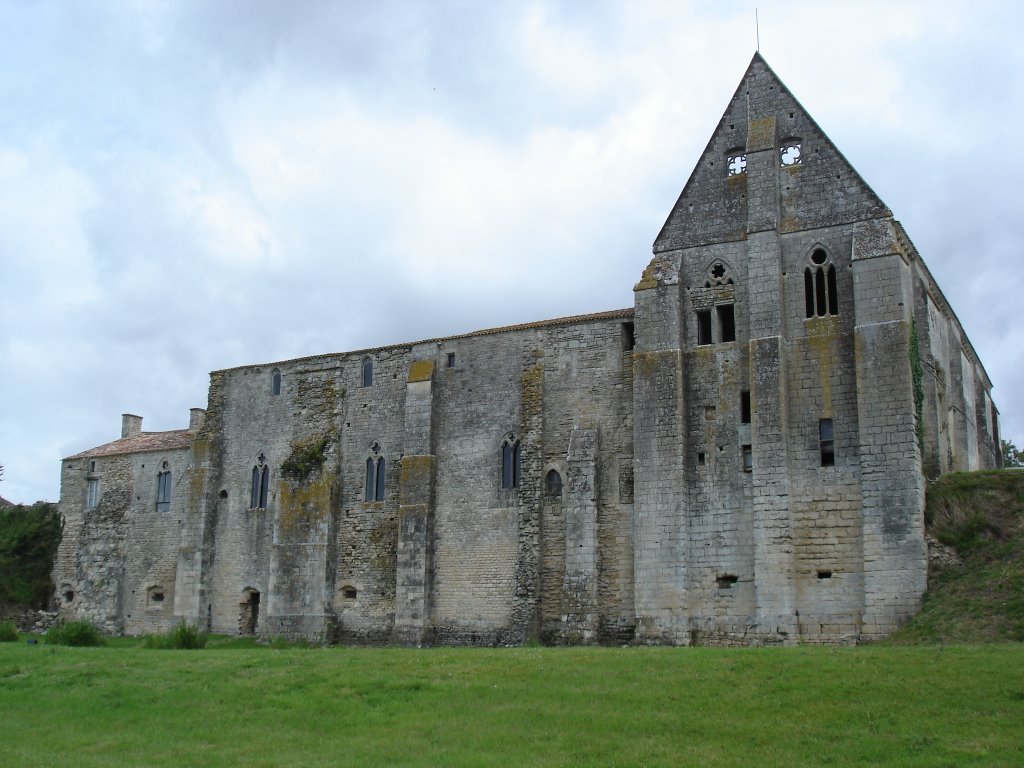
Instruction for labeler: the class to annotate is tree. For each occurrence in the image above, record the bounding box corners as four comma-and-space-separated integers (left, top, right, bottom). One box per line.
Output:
1001, 439, 1024, 468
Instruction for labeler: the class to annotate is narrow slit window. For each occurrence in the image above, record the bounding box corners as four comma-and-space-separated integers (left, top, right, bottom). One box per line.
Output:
819, 418, 835, 467
740, 391, 751, 424
741, 445, 753, 473
815, 268, 827, 316
827, 265, 838, 315
361, 357, 373, 387
446, 352, 456, 368
717, 304, 736, 343
697, 310, 712, 345
365, 457, 375, 502
375, 457, 385, 502
697, 451, 706, 466
251, 466, 261, 508
804, 269, 815, 318
272, 369, 281, 396
259, 465, 270, 508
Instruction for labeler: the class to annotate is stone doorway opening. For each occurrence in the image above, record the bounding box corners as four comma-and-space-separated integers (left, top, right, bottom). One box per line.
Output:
239, 588, 260, 635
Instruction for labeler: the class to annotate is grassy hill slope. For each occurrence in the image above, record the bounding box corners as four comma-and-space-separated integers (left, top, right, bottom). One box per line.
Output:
890, 470, 1024, 644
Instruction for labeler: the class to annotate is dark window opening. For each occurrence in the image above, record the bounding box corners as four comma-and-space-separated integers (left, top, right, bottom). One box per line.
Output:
240, 589, 260, 635
622, 321, 635, 352
741, 445, 753, 473
717, 304, 736, 343
815, 268, 827, 316
342, 586, 357, 600
697, 452, 706, 466
697, 311, 712, 345
446, 352, 456, 368
365, 458, 375, 502
817, 570, 833, 580
716, 574, 738, 589
827, 265, 838, 315
819, 419, 835, 467
63, 589, 74, 603
501, 436, 522, 489
804, 269, 815, 318
272, 369, 281, 396
251, 464, 269, 508
361, 357, 373, 387
365, 445, 385, 502
150, 591, 164, 603
805, 250, 839, 318
740, 391, 751, 424
375, 457, 385, 501
90, 460, 96, 472
156, 470, 172, 513
545, 469, 562, 496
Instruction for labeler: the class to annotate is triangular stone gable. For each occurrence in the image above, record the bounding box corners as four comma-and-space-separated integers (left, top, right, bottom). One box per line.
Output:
654, 53, 890, 253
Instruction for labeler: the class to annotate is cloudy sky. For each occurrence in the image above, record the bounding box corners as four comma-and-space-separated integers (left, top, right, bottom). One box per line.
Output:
1, 0, 1022, 503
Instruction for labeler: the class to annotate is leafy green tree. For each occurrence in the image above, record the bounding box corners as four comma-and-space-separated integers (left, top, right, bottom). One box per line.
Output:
1001, 439, 1024, 468
0, 502, 63, 610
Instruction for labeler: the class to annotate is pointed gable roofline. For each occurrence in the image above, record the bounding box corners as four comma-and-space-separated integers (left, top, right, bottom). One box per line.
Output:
654, 52, 890, 253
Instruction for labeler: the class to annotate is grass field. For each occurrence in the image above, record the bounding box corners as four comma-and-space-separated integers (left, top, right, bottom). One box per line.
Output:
1, 641, 1022, 767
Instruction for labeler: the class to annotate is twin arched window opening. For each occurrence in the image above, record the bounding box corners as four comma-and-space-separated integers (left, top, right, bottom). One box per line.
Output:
365, 443, 385, 502
501, 434, 522, 489
804, 249, 838, 318
250, 454, 270, 509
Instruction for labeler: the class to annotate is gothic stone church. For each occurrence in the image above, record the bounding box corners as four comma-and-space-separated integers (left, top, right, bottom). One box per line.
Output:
54, 54, 1001, 646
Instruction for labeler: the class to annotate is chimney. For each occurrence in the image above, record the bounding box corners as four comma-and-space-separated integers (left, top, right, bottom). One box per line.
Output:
121, 414, 143, 439
189, 408, 206, 433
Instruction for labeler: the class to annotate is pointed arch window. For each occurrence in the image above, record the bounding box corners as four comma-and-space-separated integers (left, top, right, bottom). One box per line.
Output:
156, 461, 172, 513
545, 469, 562, 497
250, 454, 270, 509
271, 369, 281, 396
501, 433, 522, 489
804, 248, 838, 318
361, 357, 373, 387
364, 443, 385, 502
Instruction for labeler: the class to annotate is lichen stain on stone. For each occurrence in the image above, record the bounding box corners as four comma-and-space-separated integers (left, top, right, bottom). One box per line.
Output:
805, 318, 838, 417
407, 359, 434, 383
521, 361, 543, 422
277, 475, 332, 538
634, 262, 659, 292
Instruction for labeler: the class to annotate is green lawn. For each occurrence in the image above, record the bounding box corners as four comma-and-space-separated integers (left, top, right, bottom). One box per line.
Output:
1, 643, 1021, 767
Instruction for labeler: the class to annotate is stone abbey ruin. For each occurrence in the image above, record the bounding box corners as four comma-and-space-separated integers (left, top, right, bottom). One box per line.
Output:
54, 54, 1001, 646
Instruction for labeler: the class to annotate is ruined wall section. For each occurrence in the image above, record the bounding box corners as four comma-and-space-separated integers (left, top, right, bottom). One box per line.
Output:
905, 232, 999, 476
54, 455, 132, 633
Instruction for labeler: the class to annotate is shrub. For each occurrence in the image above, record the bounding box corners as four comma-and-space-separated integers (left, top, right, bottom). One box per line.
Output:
0, 619, 18, 642
45, 620, 105, 647
145, 621, 207, 649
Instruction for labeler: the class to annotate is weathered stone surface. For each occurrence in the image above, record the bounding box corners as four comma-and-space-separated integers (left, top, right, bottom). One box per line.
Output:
53, 53, 999, 645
